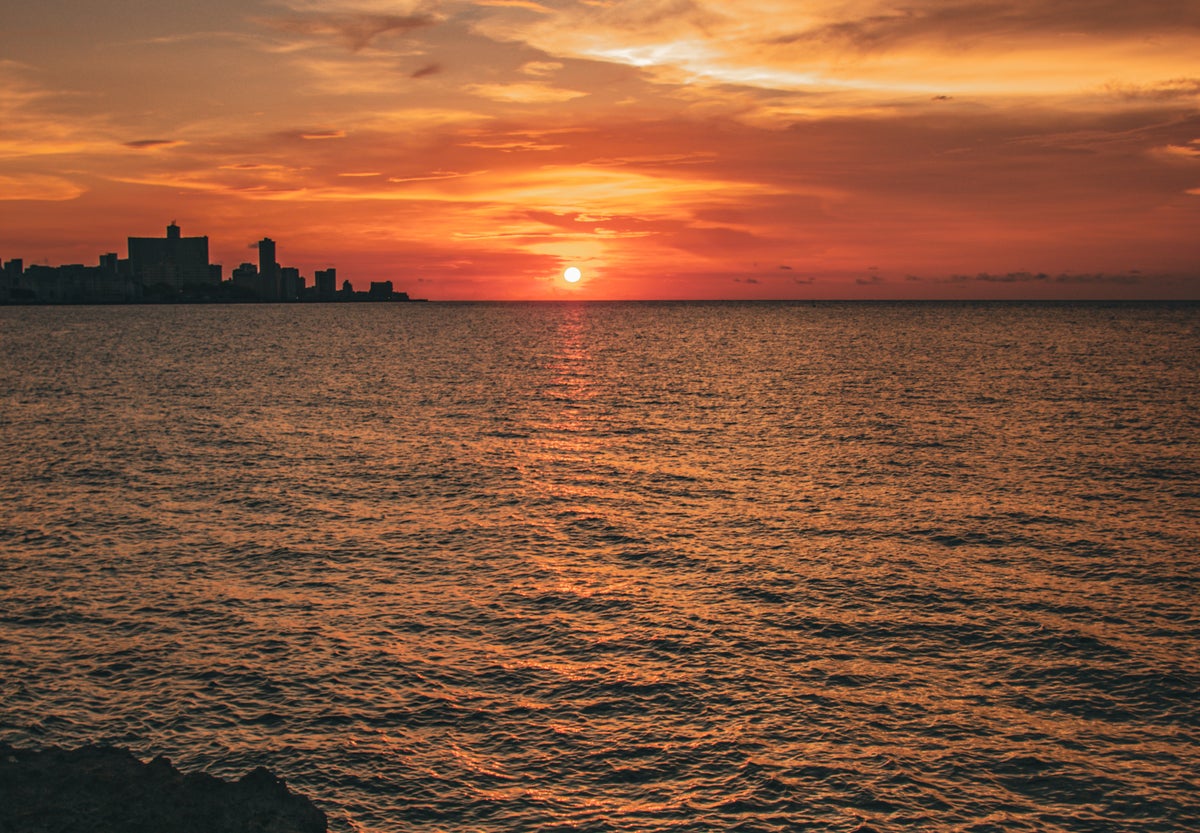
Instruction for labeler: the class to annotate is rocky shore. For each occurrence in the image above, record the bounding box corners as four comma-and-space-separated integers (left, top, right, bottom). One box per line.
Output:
0, 744, 327, 833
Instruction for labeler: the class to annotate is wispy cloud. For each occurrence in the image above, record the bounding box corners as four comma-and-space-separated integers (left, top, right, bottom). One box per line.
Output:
1105, 78, 1200, 102
0, 173, 85, 201
520, 60, 562, 77
475, 0, 554, 13
464, 83, 588, 103
387, 170, 486, 184
945, 271, 1144, 284
411, 62, 441, 78
124, 139, 185, 150
299, 129, 347, 140
260, 12, 438, 52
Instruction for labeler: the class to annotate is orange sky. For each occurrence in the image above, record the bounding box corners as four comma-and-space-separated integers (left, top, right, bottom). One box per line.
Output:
1, 0, 1198, 299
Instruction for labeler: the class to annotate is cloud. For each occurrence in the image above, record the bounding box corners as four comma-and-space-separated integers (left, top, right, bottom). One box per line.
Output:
285, 55, 419, 95
0, 173, 85, 201
411, 62, 441, 78
773, 1, 1200, 51
262, 13, 437, 51
387, 170, 485, 184
460, 137, 564, 151
1054, 272, 1143, 284
1106, 78, 1200, 102
300, 129, 347, 140
466, 0, 1200, 128
123, 139, 183, 150
475, 0, 554, 13
950, 271, 1049, 282
1151, 142, 1200, 163
464, 83, 588, 103
946, 271, 1144, 284
521, 61, 563, 78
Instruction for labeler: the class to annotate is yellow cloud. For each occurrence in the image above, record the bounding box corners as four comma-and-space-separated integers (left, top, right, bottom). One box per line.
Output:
388, 170, 487, 183
457, 165, 790, 216
464, 83, 588, 103
1154, 144, 1200, 161
469, 0, 1200, 122
520, 60, 563, 77
474, 0, 554, 13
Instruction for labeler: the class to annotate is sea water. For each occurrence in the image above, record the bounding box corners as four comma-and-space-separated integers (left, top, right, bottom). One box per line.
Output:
1, 301, 1197, 832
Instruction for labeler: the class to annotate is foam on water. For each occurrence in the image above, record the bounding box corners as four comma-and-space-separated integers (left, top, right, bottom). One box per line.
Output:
1, 301, 1197, 831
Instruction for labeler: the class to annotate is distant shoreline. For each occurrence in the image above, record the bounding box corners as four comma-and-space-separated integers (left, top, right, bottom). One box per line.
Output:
0, 296, 430, 307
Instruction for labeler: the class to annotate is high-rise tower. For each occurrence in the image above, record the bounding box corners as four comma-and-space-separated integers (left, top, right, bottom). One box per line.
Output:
258, 237, 279, 300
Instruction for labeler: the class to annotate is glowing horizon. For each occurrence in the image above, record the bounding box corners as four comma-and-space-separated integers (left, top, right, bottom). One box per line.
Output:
1, 0, 1198, 300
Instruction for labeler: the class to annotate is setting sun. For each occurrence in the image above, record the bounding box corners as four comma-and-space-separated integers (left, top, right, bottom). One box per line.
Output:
563, 267, 582, 284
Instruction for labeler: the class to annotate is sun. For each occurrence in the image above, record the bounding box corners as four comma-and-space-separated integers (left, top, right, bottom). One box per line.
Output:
563, 266, 582, 283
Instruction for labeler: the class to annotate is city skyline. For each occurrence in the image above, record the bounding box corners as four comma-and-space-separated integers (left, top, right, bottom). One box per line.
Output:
1, 1, 1198, 300
1, 221, 415, 304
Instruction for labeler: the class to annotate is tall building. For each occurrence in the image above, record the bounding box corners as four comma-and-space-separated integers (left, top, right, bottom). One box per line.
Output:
258, 237, 279, 301
315, 268, 336, 300
127, 223, 212, 289
280, 267, 301, 301
1, 258, 22, 303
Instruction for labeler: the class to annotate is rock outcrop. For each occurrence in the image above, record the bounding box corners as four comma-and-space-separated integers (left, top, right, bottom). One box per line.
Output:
0, 744, 326, 833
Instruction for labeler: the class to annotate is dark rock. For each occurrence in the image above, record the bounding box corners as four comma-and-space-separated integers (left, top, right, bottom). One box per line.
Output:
0, 743, 326, 833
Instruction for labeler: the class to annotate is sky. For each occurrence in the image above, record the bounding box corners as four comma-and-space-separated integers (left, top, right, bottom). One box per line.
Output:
1, 0, 1198, 300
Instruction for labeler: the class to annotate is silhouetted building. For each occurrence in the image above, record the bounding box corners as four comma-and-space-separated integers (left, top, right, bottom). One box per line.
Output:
209, 264, 223, 283
18, 258, 138, 303
258, 238, 279, 301
368, 280, 394, 300
231, 262, 259, 294
128, 223, 212, 289
280, 266, 301, 301
1, 258, 22, 303
315, 268, 336, 301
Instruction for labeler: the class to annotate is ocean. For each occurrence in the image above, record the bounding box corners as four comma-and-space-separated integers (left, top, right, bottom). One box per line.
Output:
1, 301, 1197, 832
